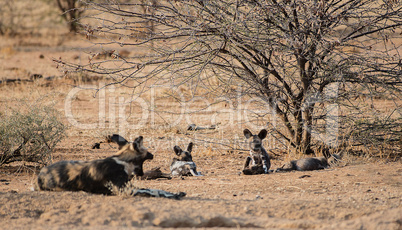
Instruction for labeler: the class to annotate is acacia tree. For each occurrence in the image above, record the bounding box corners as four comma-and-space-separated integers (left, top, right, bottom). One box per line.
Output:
60, 0, 401, 155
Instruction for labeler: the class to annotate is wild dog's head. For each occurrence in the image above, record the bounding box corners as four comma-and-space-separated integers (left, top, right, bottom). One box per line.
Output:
116, 136, 153, 176
243, 129, 267, 153
171, 142, 200, 176
173, 142, 193, 162
106, 134, 129, 149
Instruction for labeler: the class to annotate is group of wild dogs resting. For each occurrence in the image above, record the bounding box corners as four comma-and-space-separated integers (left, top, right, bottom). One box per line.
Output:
36, 129, 340, 199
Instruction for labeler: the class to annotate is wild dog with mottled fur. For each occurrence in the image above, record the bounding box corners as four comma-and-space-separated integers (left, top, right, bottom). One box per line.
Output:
106, 134, 171, 180
37, 136, 152, 194
170, 142, 200, 177
37, 136, 185, 199
242, 129, 271, 175
275, 154, 341, 172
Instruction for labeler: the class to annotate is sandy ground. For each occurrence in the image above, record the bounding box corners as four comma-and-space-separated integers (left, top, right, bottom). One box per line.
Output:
0, 140, 401, 230
0, 35, 401, 229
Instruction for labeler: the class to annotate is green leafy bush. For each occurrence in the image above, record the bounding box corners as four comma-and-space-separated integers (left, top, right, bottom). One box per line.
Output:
0, 101, 66, 166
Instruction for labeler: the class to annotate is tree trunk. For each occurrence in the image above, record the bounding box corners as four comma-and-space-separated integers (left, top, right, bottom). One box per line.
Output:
302, 106, 314, 155
56, 0, 80, 33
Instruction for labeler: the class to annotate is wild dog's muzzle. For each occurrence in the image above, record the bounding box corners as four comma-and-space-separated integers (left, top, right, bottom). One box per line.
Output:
252, 147, 262, 152
145, 152, 154, 160
133, 152, 154, 176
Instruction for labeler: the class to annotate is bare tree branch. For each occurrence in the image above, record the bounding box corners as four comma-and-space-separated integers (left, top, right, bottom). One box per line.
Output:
61, 0, 401, 156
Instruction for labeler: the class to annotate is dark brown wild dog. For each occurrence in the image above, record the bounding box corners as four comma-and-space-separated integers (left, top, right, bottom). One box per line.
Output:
275, 154, 341, 172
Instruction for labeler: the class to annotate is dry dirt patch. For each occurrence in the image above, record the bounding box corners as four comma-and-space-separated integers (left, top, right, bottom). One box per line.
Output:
1, 160, 401, 229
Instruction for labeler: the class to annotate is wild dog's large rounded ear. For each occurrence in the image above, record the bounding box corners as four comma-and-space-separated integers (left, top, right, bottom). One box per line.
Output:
134, 136, 144, 145
133, 136, 144, 152
187, 142, 193, 153
258, 129, 268, 140
173, 146, 182, 155
243, 129, 253, 139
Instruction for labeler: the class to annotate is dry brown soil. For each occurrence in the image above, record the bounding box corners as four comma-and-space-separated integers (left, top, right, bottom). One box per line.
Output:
1, 155, 401, 230
0, 35, 401, 230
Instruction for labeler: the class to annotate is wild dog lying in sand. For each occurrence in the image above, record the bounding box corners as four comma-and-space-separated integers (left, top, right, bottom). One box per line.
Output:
170, 142, 201, 177
275, 154, 341, 172
242, 129, 271, 175
36, 136, 185, 199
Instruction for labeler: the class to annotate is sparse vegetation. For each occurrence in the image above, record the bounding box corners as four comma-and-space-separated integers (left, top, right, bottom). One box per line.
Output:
0, 99, 67, 166
59, 0, 402, 157
0, 0, 69, 36
0, 2, 401, 229
346, 114, 401, 159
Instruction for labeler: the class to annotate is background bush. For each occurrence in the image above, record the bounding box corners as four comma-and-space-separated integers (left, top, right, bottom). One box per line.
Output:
0, 100, 67, 166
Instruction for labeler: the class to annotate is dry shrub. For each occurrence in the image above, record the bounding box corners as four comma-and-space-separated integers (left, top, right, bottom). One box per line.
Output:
343, 115, 401, 160
0, 99, 67, 166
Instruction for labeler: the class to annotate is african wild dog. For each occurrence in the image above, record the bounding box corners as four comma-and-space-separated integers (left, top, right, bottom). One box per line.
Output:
36, 136, 185, 199
106, 134, 171, 180
170, 142, 200, 176
242, 129, 271, 175
275, 154, 341, 172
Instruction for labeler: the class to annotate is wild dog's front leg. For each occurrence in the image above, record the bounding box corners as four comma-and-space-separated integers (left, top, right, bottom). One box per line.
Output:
261, 154, 270, 174
189, 169, 200, 176
187, 164, 201, 176
243, 156, 252, 170
131, 188, 186, 200
242, 156, 255, 175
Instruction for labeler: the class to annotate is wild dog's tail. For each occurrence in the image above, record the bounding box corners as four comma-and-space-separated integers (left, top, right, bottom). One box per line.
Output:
131, 188, 186, 200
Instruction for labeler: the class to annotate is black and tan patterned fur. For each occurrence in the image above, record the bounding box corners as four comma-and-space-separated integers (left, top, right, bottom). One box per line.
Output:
242, 129, 271, 175
170, 142, 200, 177
36, 136, 153, 194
